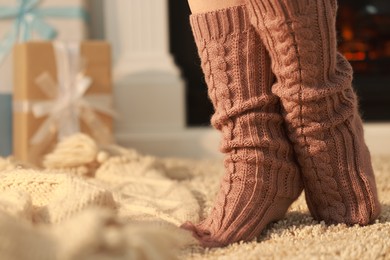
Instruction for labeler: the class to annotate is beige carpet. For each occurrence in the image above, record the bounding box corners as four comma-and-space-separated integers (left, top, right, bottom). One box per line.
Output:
0, 134, 389, 259
180, 156, 390, 260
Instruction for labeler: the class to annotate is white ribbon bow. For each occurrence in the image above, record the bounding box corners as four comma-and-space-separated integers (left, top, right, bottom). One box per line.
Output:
30, 42, 116, 145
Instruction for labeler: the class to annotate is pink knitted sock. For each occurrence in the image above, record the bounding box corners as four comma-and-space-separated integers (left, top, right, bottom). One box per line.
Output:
181, 6, 303, 247
246, 0, 381, 225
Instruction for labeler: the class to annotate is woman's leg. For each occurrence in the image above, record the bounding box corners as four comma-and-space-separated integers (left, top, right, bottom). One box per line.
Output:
181, 3, 303, 247
246, 0, 381, 225
188, 0, 246, 13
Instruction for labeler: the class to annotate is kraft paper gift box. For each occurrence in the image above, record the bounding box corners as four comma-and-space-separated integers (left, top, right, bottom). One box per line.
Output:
13, 41, 114, 165
0, 0, 89, 156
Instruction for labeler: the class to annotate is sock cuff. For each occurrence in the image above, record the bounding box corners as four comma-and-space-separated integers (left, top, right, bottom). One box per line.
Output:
247, 0, 318, 23
189, 5, 250, 42
248, 0, 337, 20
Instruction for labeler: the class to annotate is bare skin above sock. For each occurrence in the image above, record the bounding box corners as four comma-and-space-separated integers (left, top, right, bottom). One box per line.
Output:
181, 6, 303, 247
246, 0, 381, 225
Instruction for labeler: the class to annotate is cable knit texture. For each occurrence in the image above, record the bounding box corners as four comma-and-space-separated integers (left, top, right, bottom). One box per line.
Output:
246, 0, 381, 225
181, 6, 303, 247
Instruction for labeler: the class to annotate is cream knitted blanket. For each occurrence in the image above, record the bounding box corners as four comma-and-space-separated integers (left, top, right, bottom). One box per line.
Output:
0, 134, 198, 260
1, 134, 389, 259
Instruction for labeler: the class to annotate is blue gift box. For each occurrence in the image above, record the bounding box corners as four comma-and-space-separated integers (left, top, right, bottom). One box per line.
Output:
0, 1, 89, 158
0, 0, 89, 64
0, 93, 12, 157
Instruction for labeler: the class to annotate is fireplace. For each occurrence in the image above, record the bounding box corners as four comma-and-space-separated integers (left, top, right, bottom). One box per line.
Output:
337, 0, 390, 121
169, 0, 390, 126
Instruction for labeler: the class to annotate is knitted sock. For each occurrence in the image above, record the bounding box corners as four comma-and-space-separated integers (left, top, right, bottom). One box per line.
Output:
246, 0, 381, 225
181, 6, 303, 247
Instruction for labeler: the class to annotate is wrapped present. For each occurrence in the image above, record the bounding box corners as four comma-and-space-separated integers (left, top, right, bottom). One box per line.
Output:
0, 0, 89, 156
13, 41, 115, 165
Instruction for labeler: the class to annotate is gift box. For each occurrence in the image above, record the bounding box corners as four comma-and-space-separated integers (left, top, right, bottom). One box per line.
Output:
0, 0, 89, 156
13, 41, 115, 165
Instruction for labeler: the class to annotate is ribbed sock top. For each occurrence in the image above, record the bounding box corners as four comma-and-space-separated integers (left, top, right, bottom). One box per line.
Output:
190, 5, 250, 41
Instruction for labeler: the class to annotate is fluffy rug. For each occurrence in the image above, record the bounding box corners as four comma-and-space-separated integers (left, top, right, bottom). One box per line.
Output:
180, 156, 390, 260
0, 134, 389, 260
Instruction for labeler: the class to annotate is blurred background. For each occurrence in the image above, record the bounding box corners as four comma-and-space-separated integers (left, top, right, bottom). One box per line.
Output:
169, 0, 390, 124
89, 0, 389, 157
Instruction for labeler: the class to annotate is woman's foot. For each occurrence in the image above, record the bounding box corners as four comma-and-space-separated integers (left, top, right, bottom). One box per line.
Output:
181, 6, 303, 247
246, 0, 381, 225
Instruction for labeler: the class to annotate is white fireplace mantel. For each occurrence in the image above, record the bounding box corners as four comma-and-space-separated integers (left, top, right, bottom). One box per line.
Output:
103, 0, 221, 158
104, 0, 185, 133
104, 0, 180, 77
